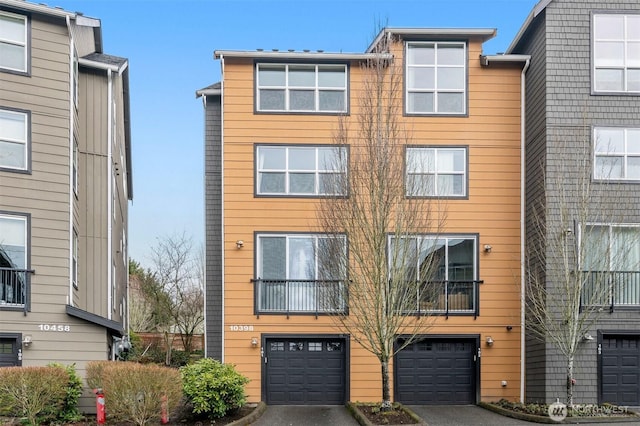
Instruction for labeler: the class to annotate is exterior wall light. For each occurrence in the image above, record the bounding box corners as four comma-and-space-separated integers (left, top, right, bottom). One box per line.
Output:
251, 337, 258, 347
583, 334, 594, 342
22, 335, 33, 348
484, 244, 492, 253
236, 240, 244, 249
486, 336, 494, 346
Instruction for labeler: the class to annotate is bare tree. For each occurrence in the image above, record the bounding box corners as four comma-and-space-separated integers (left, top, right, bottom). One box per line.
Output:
316, 34, 446, 410
526, 127, 640, 407
150, 233, 204, 363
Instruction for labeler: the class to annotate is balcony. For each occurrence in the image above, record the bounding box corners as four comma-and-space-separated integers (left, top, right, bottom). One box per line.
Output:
414, 280, 480, 317
0, 267, 29, 308
253, 279, 347, 317
581, 271, 640, 310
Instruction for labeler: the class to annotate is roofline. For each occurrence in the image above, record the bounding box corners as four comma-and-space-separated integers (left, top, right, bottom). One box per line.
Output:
66, 304, 124, 336
506, 0, 553, 54
367, 27, 497, 52
2, 0, 76, 18
480, 54, 532, 66
214, 50, 393, 61
78, 57, 128, 73
196, 87, 221, 98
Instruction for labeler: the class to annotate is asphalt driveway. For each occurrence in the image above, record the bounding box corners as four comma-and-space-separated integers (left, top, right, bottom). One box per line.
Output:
409, 405, 533, 425
249, 405, 359, 426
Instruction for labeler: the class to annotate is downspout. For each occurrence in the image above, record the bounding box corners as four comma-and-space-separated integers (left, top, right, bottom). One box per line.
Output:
107, 68, 113, 319
219, 54, 225, 363
520, 57, 530, 403
66, 15, 74, 306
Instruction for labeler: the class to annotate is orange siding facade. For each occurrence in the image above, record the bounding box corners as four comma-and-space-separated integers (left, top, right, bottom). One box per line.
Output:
215, 34, 524, 404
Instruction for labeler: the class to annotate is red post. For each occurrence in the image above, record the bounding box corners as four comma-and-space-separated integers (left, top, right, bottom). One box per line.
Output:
161, 395, 168, 424
94, 388, 106, 424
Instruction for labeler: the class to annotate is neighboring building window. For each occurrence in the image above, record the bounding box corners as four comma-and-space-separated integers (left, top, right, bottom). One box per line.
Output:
73, 49, 79, 108
406, 147, 467, 197
389, 235, 477, 313
0, 213, 28, 307
594, 127, 640, 180
256, 145, 347, 196
406, 41, 466, 114
73, 139, 79, 195
593, 14, 640, 93
582, 224, 640, 306
256, 63, 347, 112
72, 230, 78, 289
255, 234, 346, 313
0, 11, 27, 73
0, 108, 28, 171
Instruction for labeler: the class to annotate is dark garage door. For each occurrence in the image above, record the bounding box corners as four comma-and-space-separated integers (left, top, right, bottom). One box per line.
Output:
264, 337, 346, 405
395, 337, 476, 405
601, 334, 640, 405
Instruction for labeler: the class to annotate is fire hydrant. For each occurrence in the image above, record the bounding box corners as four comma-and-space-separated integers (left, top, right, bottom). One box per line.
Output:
94, 388, 105, 424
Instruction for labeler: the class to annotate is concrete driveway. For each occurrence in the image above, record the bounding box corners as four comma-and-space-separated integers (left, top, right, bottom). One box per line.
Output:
248, 405, 359, 426
409, 405, 533, 425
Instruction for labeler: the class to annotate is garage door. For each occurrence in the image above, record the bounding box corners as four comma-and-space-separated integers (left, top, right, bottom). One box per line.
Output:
601, 334, 640, 405
395, 337, 477, 405
264, 337, 346, 405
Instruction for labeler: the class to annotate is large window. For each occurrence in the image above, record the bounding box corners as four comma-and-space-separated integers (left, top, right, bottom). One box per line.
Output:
256, 145, 347, 196
0, 213, 28, 307
390, 235, 477, 313
594, 127, 640, 180
256, 64, 347, 113
582, 224, 640, 306
0, 11, 27, 73
406, 147, 467, 197
255, 234, 346, 314
0, 108, 28, 171
593, 14, 640, 93
406, 42, 466, 114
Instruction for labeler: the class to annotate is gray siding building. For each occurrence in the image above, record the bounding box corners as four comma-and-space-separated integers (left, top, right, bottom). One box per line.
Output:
0, 0, 132, 410
509, 0, 640, 405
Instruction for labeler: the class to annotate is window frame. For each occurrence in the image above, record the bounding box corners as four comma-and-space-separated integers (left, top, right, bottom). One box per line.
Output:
0, 9, 29, 75
593, 126, 640, 181
405, 146, 469, 198
72, 229, 78, 289
405, 41, 468, 116
0, 107, 31, 173
255, 144, 348, 197
0, 210, 31, 312
255, 62, 349, 114
592, 12, 640, 95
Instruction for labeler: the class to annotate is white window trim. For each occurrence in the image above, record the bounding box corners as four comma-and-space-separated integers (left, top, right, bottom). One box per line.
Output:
256, 63, 347, 113
593, 127, 640, 181
0, 108, 29, 171
406, 146, 468, 197
0, 10, 27, 73
580, 223, 640, 271
593, 13, 640, 94
256, 145, 347, 196
405, 41, 467, 115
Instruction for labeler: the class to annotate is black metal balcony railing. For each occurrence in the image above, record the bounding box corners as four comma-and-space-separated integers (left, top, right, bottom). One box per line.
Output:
253, 279, 347, 317
414, 280, 479, 316
0, 267, 29, 307
581, 271, 640, 310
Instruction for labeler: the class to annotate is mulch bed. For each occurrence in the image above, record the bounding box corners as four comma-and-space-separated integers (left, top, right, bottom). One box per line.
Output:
355, 404, 420, 425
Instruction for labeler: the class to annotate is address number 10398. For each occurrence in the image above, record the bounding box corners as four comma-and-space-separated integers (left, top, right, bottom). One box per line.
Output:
229, 325, 254, 332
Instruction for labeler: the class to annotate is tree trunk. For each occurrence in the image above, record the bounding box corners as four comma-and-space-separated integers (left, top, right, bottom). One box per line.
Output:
566, 357, 574, 407
381, 359, 391, 411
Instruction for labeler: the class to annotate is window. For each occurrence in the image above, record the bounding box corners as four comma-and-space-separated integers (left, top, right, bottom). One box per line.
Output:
594, 127, 640, 180
406, 147, 467, 197
406, 42, 466, 114
0, 11, 27, 73
582, 224, 640, 306
389, 235, 477, 313
593, 14, 640, 93
72, 230, 78, 289
0, 108, 28, 171
72, 139, 78, 195
256, 64, 347, 112
256, 145, 347, 196
0, 213, 28, 307
255, 234, 346, 313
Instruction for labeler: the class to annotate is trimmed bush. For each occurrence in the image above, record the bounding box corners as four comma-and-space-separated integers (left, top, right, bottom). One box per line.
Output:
0, 366, 69, 425
86, 361, 183, 426
181, 358, 249, 419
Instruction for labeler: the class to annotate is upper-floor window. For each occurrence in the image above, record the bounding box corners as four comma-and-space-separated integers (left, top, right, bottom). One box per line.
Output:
0, 108, 29, 172
256, 145, 347, 196
0, 11, 27, 73
72, 230, 78, 289
256, 64, 347, 113
593, 14, 640, 93
0, 212, 28, 308
73, 138, 79, 195
406, 42, 466, 114
594, 127, 640, 180
406, 147, 467, 197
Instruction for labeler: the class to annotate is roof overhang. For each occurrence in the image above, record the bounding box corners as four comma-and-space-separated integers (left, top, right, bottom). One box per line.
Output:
367, 27, 497, 52
66, 305, 124, 336
196, 87, 221, 98
480, 54, 531, 66
214, 50, 393, 62
507, 0, 553, 53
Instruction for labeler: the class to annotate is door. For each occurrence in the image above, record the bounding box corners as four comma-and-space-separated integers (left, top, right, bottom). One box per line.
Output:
0, 335, 21, 367
600, 334, 640, 405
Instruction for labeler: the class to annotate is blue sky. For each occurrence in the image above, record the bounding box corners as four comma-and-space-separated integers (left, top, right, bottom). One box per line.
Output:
51, 0, 538, 267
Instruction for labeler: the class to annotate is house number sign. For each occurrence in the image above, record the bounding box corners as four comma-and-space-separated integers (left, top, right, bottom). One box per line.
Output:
229, 325, 254, 332
38, 324, 71, 332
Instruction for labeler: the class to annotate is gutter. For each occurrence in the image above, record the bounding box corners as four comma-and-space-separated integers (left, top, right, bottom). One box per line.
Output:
213, 50, 392, 61
66, 15, 75, 306
107, 68, 113, 319
219, 53, 226, 363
